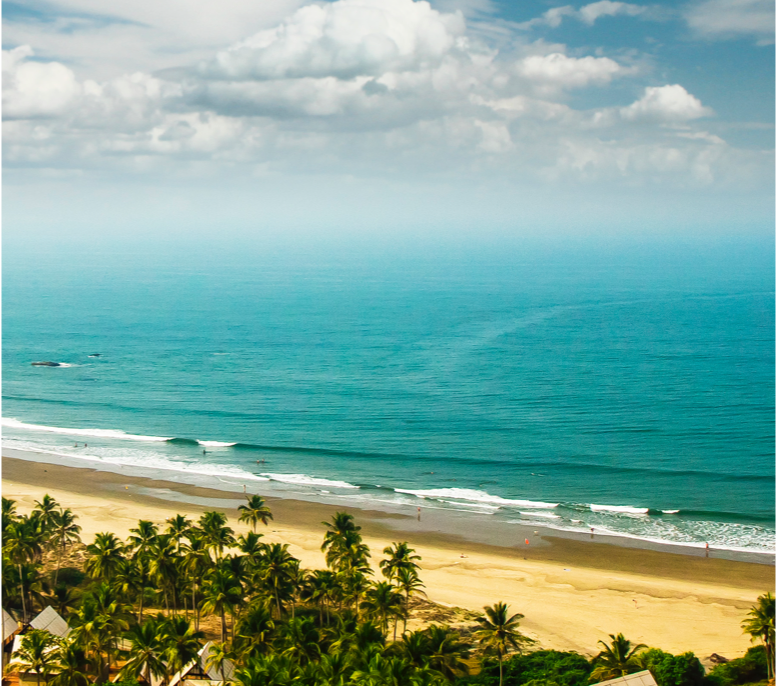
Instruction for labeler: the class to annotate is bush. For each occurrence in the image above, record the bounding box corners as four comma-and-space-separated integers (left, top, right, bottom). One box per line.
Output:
705, 646, 768, 686
641, 649, 705, 686
56, 567, 86, 587
476, 650, 593, 686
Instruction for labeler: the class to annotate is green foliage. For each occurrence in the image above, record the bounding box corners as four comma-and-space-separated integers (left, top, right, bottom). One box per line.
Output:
476, 650, 592, 686
640, 649, 705, 686
705, 646, 769, 686
57, 566, 87, 587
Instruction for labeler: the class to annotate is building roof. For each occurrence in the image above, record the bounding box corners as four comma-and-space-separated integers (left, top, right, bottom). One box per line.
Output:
28, 607, 70, 638
2, 609, 19, 644
591, 671, 658, 686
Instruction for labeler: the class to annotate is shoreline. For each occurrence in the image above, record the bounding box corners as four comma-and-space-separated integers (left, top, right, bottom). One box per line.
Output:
3, 446, 773, 565
3, 453, 774, 658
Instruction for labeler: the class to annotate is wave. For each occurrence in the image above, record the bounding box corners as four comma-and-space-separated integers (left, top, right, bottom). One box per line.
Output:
1, 437, 269, 483
590, 504, 649, 515
197, 440, 237, 447
662, 509, 680, 514
519, 511, 560, 519
395, 487, 558, 509
260, 473, 359, 489
3, 418, 170, 442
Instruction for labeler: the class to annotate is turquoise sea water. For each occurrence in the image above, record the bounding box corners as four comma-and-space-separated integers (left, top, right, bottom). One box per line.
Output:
3, 237, 774, 554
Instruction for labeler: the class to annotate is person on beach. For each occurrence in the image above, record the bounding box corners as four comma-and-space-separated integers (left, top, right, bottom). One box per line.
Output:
417, 507, 421, 521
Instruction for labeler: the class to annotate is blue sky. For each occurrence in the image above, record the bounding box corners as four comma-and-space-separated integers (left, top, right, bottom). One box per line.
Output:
3, 0, 773, 240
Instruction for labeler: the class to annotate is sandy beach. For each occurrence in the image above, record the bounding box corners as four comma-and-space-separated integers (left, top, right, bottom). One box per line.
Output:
3, 455, 773, 661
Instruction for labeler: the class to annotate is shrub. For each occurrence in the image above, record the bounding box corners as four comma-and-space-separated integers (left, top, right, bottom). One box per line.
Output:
477, 650, 593, 686
641, 649, 705, 686
705, 646, 768, 686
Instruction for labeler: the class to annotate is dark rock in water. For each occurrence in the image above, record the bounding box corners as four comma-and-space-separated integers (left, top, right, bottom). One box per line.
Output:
88, 353, 102, 357
31, 361, 61, 367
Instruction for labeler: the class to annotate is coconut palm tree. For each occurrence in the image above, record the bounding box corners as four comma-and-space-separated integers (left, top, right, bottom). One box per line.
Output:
424, 625, 471, 680
5, 629, 59, 686
238, 495, 273, 533
233, 602, 275, 660
183, 536, 213, 631
200, 567, 243, 642
396, 567, 426, 632
5, 514, 47, 621
33, 495, 60, 536
256, 543, 297, 619
128, 521, 159, 558
165, 515, 192, 554
590, 633, 648, 682
278, 616, 320, 665
161, 615, 205, 681
84, 532, 125, 582
199, 512, 235, 561
118, 618, 167, 686
322, 513, 360, 555
380, 542, 421, 581
742, 592, 775, 679
50, 640, 92, 686
149, 536, 182, 614
361, 581, 404, 637
50, 508, 82, 585
204, 642, 234, 684
474, 602, 534, 686
2, 497, 18, 532
46, 584, 80, 621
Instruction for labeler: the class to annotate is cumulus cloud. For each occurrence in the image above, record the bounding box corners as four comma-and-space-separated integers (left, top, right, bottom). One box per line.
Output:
620, 84, 713, 122
518, 1, 647, 29
3, 46, 82, 119
1, 0, 755, 192
685, 0, 774, 43
516, 53, 625, 89
202, 0, 466, 81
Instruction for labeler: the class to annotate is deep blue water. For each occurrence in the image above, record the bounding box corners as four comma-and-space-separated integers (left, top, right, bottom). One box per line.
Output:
3, 237, 774, 552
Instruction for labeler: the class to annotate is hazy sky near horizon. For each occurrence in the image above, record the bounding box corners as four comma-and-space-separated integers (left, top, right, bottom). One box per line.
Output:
3, 0, 774, 240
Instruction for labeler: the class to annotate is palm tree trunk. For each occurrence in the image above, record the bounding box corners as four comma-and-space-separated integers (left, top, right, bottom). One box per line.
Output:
499, 655, 504, 686
17, 563, 28, 623
220, 608, 226, 643
55, 542, 65, 586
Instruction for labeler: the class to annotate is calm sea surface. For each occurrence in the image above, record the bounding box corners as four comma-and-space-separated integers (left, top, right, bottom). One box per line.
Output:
3, 237, 774, 553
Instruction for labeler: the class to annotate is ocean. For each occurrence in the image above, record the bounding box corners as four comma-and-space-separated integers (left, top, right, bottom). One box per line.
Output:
3, 236, 774, 556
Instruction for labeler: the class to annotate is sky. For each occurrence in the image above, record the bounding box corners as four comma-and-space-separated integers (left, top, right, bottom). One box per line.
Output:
2, 0, 774, 242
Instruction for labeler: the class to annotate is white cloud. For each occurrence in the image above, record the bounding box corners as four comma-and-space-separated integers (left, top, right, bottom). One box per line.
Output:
202, 0, 466, 81
685, 0, 774, 43
620, 84, 713, 122
517, 53, 625, 89
3, 46, 82, 119
1, 0, 759, 193
517, 1, 647, 29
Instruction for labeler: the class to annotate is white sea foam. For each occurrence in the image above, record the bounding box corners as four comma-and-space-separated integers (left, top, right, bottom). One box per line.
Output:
662, 509, 680, 514
3, 418, 171, 442
2, 437, 269, 482
519, 511, 560, 519
261, 473, 359, 489
395, 487, 557, 509
590, 504, 649, 515
197, 440, 237, 447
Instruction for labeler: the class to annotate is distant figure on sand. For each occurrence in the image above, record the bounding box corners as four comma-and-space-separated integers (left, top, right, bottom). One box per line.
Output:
590, 527, 594, 538
705, 542, 709, 557
417, 507, 421, 521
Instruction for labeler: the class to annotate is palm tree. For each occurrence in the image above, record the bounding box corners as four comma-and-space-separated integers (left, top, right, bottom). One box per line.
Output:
238, 495, 273, 533
200, 567, 243, 642
322, 512, 360, 556
84, 532, 125, 582
5, 630, 59, 686
474, 602, 534, 686
46, 584, 80, 621
278, 617, 320, 665
119, 619, 167, 686
233, 603, 275, 660
2, 496, 18, 532
256, 543, 297, 619
50, 640, 92, 686
361, 581, 404, 637
50, 508, 82, 585
742, 592, 775, 679
204, 642, 234, 684
183, 536, 213, 631
5, 514, 47, 621
380, 542, 421, 581
161, 615, 205, 681
165, 515, 192, 554
590, 633, 648, 682
396, 567, 426, 632
199, 512, 235, 561
424, 625, 471, 680
128, 520, 159, 557
33, 495, 60, 535
149, 536, 182, 614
